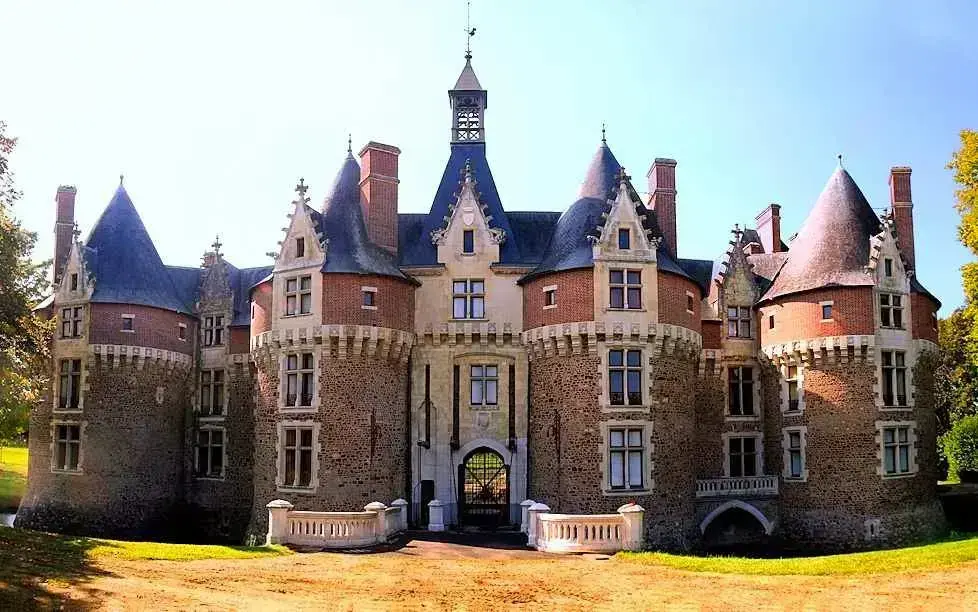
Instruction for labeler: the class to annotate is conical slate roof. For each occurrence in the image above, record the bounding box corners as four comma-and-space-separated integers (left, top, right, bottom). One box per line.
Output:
762, 167, 882, 301
452, 57, 483, 91
316, 152, 412, 282
579, 141, 622, 200
84, 185, 192, 313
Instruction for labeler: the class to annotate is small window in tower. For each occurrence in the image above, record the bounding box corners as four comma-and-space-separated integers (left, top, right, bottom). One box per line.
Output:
543, 287, 557, 308
821, 302, 833, 321
618, 228, 631, 250
884, 258, 893, 277
296, 237, 305, 258
70, 273, 78, 291
463, 229, 475, 254
769, 315, 775, 330
686, 292, 695, 314
121, 314, 135, 332
178, 323, 187, 341
362, 287, 377, 309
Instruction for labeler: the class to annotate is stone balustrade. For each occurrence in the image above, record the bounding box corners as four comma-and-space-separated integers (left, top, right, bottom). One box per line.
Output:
695, 476, 779, 498
521, 500, 645, 554
266, 498, 408, 548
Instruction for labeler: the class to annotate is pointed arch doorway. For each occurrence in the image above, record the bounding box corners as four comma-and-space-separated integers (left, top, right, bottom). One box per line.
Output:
458, 447, 510, 527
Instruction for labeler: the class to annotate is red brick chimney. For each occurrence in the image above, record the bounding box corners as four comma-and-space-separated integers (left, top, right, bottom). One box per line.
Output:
358, 142, 401, 256
647, 158, 678, 259
889, 167, 914, 270
53, 185, 77, 285
754, 203, 783, 253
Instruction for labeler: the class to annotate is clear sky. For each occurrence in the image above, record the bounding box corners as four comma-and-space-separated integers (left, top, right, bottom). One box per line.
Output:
3, 0, 975, 314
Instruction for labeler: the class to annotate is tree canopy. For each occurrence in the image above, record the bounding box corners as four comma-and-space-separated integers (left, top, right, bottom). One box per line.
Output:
948, 129, 978, 323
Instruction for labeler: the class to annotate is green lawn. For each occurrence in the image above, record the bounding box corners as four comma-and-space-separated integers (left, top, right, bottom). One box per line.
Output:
0, 447, 28, 512
620, 533, 978, 575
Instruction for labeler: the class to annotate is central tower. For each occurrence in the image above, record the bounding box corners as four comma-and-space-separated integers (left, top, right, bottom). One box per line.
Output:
449, 53, 486, 143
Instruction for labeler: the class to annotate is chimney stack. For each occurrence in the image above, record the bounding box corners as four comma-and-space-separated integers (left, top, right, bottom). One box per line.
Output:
888, 167, 914, 270
647, 158, 678, 259
754, 203, 783, 253
53, 185, 77, 285
359, 142, 401, 256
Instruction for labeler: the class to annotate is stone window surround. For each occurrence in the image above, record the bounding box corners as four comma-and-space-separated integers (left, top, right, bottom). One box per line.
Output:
725, 305, 752, 338
600, 343, 651, 413
456, 351, 514, 412
271, 264, 322, 325
878, 292, 907, 330
194, 424, 227, 480
779, 361, 805, 414
361, 286, 378, 310
452, 278, 487, 320
542, 284, 557, 310
608, 268, 644, 311
685, 290, 696, 314
277, 349, 321, 413
59, 305, 86, 339
197, 367, 229, 419
874, 420, 918, 479
54, 357, 86, 413
468, 363, 499, 409
721, 431, 763, 478
875, 345, 915, 411
275, 420, 322, 493
177, 322, 188, 342
283, 274, 314, 317
781, 426, 809, 481
202, 314, 225, 347
121, 313, 135, 333
50, 419, 86, 475
819, 300, 834, 322
723, 361, 761, 422
598, 419, 654, 496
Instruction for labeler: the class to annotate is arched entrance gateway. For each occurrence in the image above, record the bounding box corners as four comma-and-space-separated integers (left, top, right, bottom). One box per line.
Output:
458, 448, 510, 527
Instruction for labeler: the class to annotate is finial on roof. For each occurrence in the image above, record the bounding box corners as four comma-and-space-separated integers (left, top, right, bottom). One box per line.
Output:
293, 177, 310, 206
463, 158, 474, 183
211, 234, 223, 256
119, 174, 124, 186
72, 222, 81, 241
464, 0, 476, 60
601, 122, 607, 144
732, 223, 743, 243
347, 133, 352, 155
837, 153, 844, 169
616, 166, 630, 184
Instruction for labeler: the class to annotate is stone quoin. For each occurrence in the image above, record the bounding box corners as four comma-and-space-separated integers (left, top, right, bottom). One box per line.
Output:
17, 50, 944, 552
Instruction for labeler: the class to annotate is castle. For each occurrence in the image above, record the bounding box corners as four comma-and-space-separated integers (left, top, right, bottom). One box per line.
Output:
17, 53, 947, 551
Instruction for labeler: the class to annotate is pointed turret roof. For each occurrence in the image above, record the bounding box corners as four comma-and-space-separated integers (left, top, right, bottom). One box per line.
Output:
316, 151, 413, 282
761, 166, 882, 301
84, 185, 192, 313
452, 57, 483, 91
579, 141, 622, 200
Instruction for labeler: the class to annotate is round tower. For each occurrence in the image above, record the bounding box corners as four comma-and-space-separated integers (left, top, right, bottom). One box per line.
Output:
520, 143, 701, 550
247, 148, 416, 539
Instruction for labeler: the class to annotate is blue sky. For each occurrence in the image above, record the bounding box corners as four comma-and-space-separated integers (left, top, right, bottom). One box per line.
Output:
3, 0, 975, 314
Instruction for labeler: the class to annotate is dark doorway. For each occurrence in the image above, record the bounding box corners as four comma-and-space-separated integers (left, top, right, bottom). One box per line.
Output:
701, 506, 770, 555
420, 480, 435, 528
458, 448, 509, 528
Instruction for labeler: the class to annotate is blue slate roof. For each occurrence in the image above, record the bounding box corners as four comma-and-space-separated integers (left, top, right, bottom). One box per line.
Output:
316, 152, 414, 283
84, 186, 193, 314
165, 263, 272, 326
166, 266, 201, 311
678, 258, 714, 295
505, 211, 560, 265
400, 143, 521, 266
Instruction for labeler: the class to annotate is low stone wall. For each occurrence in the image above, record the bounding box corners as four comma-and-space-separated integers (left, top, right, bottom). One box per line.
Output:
266, 499, 407, 549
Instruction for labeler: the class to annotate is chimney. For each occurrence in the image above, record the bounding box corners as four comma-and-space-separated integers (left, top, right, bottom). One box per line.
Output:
647, 158, 678, 260
754, 203, 782, 253
889, 167, 914, 270
358, 142, 401, 256
53, 185, 77, 285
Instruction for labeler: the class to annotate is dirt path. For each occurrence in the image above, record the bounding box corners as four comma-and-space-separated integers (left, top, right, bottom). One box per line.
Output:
35, 538, 978, 610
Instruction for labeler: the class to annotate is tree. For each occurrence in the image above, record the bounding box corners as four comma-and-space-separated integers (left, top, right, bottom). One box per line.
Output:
935, 309, 978, 434
948, 129, 978, 330
0, 121, 52, 447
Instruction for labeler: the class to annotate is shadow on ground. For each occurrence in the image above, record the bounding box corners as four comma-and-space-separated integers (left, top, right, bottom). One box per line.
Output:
0, 527, 110, 610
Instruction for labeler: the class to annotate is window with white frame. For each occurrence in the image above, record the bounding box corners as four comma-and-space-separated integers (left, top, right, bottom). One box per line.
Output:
470, 365, 498, 407
69, 273, 79, 291
881, 350, 908, 407
195, 427, 224, 478
609, 349, 643, 406
728, 366, 755, 416
203, 315, 224, 346
727, 435, 759, 477
727, 306, 751, 337
884, 257, 894, 277
785, 365, 801, 412
686, 292, 695, 314
281, 425, 315, 488
362, 288, 377, 309
284, 353, 315, 409
820, 302, 833, 321
295, 237, 305, 258
199, 369, 225, 416
60, 307, 83, 338
285, 275, 312, 316
58, 359, 82, 410
609, 270, 641, 309
462, 229, 475, 254
178, 323, 187, 341
121, 314, 135, 332
452, 279, 485, 319
879, 294, 905, 329
608, 427, 645, 489
784, 428, 806, 479
53, 423, 81, 471
882, 425, 913, 476
543, 286, 557, 308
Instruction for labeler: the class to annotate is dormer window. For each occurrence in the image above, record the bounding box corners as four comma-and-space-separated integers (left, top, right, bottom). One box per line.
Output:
880, 294, 904, 329
884, 258, 893, 277
61, 307, 83, 338
618, 228, 630, 250
462, 229, 475, 254
203, 316, 224, 347
296, 237, 305, 258
285, 275, 312, 316
727, 307, 752, 338
70, 273, 78, 291
610, 270, 641, 310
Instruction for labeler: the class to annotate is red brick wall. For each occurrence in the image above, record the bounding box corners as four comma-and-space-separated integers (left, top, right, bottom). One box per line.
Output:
89, 303, 197, 354
911, 292, 938, 343
523, 269, 595, 330
250, 280, 272, 337
322, 274, 415, 332
759, 287, 875, 345
657, 272, 702, 334
701, 319, 721, 349
360, 143, 400, 255
228, 326, 251, 354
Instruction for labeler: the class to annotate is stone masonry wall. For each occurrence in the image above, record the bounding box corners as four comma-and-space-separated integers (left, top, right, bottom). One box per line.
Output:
522, 269, 595, 330
17, 355, 192, 539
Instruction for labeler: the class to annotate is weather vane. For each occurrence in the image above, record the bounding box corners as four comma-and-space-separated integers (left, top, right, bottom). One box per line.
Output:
465, 0, 476, 59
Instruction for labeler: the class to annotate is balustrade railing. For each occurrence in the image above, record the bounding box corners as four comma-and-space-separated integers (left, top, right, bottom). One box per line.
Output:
521, 500, 645, 554
695, 476, 779, 498
267, 499, 408, 549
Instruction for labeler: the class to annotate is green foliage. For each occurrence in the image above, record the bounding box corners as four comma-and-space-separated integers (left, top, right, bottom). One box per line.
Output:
948, 130, 978, 332
0, 121, 53, 445
942, 414, 978, 479
935, 310, 978, 434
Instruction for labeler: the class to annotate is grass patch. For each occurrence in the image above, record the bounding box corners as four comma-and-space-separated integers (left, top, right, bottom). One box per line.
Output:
619, 533, 978, 575
0, 447, 28, 512
88, 539, 291, 561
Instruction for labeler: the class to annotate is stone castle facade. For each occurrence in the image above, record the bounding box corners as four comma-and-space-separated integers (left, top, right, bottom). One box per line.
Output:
17, 55, 946, 551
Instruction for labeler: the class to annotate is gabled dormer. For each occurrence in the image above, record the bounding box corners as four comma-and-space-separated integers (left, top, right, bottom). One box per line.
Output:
274, 179, 326, 274
591, 170, 659, 264
55, 234, 94, 306
869, 213, 911, 295
432, 160, 505, 264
